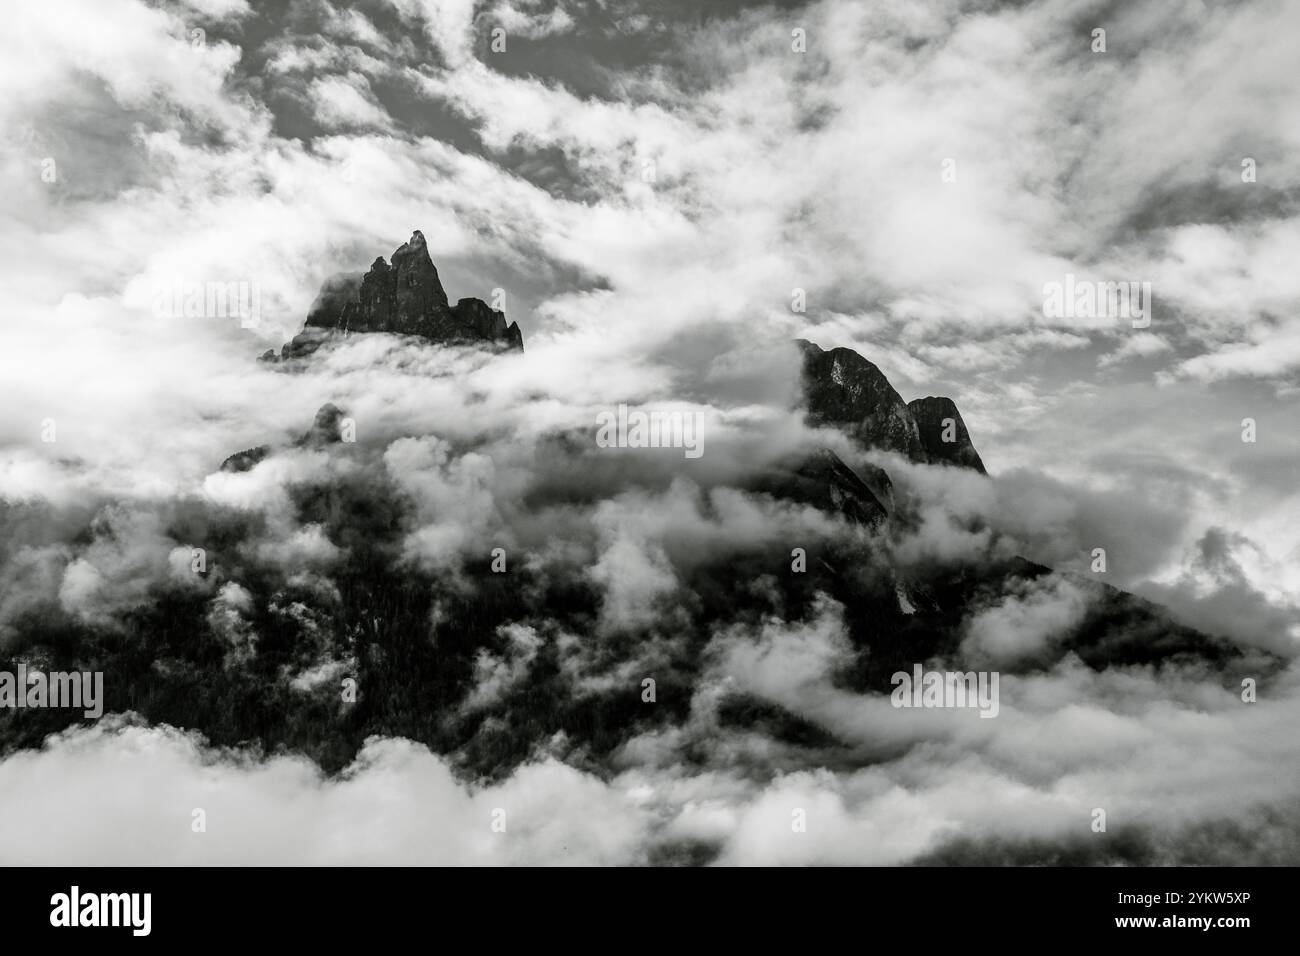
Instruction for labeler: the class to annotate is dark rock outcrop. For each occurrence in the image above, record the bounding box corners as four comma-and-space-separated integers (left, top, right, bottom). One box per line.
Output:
219, 445, 269, 473
797, 339, 925, 461
797, 339, 985, 474
909, 396, 986, 474
298, 403, 347, 448
218, 404, 348, 472
274, 230, 523, 359
448, 296, 524, 351
754, 447, 889, 529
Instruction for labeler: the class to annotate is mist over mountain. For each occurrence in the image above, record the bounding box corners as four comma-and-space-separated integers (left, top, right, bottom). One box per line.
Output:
0, 232, 1285, 865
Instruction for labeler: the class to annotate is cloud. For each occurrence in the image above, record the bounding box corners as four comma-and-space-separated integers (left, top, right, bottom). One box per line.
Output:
960, 574, 1094, 667
309, 74, 396, 131
461, 623, 543, 711
0, 717, 647, 864
8, 637, 1299, 866
1099, 331, 1172, 368
490, 0, 575, 39
1136, 528, 1300, 654
176, 0, 253, 18
387, 0, 480, 67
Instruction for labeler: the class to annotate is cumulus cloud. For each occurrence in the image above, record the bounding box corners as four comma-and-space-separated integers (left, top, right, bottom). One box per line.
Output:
960, 574, 1094, 667
1137, 528, 1300, 654
309, 74, 395, 131
7, 635, 1299, 866
462, 623, 543, 711
0, 718, 647, 865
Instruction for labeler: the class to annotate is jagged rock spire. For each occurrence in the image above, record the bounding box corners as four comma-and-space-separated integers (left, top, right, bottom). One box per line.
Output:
275, 229, 523, 359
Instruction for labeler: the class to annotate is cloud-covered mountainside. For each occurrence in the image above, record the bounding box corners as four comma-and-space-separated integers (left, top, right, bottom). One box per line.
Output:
1, 232, 1294, 866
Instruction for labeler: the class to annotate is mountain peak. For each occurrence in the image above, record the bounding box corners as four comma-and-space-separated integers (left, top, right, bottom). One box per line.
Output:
274, 229, 523, 359
300, 403, 346, 447
390, 229, 436, 278
797, 339, 925, 461
797, 339, 985, 474
908, 396, 986, 474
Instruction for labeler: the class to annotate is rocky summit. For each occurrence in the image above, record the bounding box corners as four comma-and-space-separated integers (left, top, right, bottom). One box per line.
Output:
797, 338, 985, 473
908, 396, 986, 474
273, 230, 523, 359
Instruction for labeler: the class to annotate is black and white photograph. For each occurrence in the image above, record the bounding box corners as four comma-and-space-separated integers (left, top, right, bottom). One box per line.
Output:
0, 0, 1296, 928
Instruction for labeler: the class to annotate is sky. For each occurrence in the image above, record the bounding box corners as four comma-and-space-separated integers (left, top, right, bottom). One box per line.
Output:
0, 0, 1297, 864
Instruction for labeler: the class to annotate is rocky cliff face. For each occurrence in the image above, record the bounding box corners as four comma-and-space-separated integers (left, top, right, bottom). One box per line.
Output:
909, 396, 986, 474
797, 339, 985, 474
798, 339, 925, 461
274, 230, 523, 359
750, 447, 890, 529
